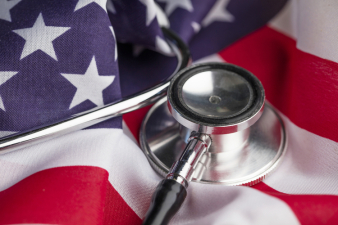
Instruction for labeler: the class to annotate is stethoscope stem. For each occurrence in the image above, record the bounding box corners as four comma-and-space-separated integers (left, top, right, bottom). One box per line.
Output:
143, 132, 211, 225
166, 132, 212, 187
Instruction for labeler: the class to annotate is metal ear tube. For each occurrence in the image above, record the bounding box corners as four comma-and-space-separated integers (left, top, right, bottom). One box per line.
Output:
141, 63, 286, 224
0, 28, 191, 155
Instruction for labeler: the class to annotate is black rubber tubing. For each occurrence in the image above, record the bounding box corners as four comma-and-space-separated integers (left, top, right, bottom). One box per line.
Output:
142, 179, 187, 225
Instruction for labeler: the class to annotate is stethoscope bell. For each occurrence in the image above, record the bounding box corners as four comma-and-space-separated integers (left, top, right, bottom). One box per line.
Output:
140, 62, 287, 185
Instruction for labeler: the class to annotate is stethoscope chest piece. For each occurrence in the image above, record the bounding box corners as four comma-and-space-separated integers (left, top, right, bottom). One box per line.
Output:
140, 63, 287, 186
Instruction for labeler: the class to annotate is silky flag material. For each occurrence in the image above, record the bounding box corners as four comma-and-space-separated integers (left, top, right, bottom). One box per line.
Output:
1, 0, 338, 224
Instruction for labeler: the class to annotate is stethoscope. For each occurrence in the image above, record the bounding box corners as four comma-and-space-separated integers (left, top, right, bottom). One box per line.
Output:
0, 28, 287, 225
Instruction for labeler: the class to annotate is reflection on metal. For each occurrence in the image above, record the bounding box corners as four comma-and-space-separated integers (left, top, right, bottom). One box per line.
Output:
181, 70, 253, 119
167, 63, 265, 135
166, 132, 212, 189
140, 97, 287, 186
179, 125, 250, 153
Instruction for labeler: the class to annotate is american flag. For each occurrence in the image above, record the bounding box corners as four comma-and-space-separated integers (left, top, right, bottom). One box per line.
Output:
0, 0, 337, 224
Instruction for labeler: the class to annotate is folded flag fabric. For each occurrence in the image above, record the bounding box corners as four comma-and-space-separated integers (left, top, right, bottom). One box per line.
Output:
1, 0, 338, 224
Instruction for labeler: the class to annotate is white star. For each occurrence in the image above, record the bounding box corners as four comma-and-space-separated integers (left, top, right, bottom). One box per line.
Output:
191, 21, 201, 33
0, 71, 18, 111
12, 13, 70, 60
156, 36, 172, 55
157, 0, 193, 16
155, 2, 169, 27
139, 0, 157, 26
106, 0, 116, 14
61, 57, 115, 109
0, 0, 21, 22
0, 131, 16, 138
202, 0, 234, 27
74, 0, 107, 12
109, 26, 118, 61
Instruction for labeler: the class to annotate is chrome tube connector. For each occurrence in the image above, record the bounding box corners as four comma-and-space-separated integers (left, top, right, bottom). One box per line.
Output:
166, 132, 211, 188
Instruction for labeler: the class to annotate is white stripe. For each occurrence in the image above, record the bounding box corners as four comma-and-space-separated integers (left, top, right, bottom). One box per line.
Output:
122, 119, 138, 145
0, 129, 158, 217
296, 0, 338, 63
173, 184, 299, 225
268, 0, 297, 40
264, 111, 338, 195
0, 128, 300, 224
270, 0, 338, 64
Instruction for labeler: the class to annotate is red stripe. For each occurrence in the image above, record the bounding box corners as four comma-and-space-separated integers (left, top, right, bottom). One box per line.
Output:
123, 105, 153, 141
0, 166, 141, 225
219, 26, 338, 142
253, 183, 338, 225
